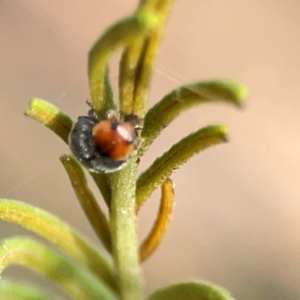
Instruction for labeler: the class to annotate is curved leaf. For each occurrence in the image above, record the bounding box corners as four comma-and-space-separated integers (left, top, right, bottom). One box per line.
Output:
60, 155, 112, 253
0, 237, 117, 300
88, 10, 159, 118
119, 0, 174, 115
104, 68, 117, 111
140, 80, 247, 155
132, 0, 174, 116
147, 281, 235, 300
136, 125, 227, 209
0, 279, 64, 300
0, 199, 116, 291
119, 42, 144, 114
24, 99, 112, 210
25, 98, 73, 144
139, 179, 174, 262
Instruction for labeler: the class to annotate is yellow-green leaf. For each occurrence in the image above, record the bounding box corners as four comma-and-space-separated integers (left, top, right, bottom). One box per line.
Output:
60, 154, 112, 253
0, 199, 116, 291
139, 179, 174, 262
0, 237, 117, 300
25, 98, 73, 143
140, 79, 247, 155
25, 99, 112, 210
88, 10, 159, 118
148, 281, 235, 300
136, 125, 227, 209
0, 279, 63, 300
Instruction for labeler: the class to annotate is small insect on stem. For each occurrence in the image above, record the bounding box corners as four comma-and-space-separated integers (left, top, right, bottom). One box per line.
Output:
69, 104, 140, 173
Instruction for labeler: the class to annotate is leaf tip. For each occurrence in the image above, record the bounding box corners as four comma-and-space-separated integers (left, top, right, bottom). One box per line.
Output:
59, 154, 70, 164
215, 125, 229, 142
24, 98, 41, 116
138, 10, 160, 32
234, 83, 249, 108
24, 98, 60, 118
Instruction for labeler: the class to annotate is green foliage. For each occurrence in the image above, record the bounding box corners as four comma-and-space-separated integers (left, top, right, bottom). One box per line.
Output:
60, 155, 112, 252
136, 125, 228, 210
140, 79, 247, 155
0, 237, 117, 300
88, 10, 160, 118
0, 279, 64, 300
147, 282, 235, 300
0, 200, 116, 290
1, 0, 248, 299
139, 179, 174, 262
25, 98, 73, 143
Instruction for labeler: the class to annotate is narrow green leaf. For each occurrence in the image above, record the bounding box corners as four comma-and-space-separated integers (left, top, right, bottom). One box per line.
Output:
136, 125, 227, 209
111, 0, 172, 125
0, 199, 117, 291
24, 98, 73, 144
119, 40, 144, 115
0, 237, 118, 300
132, 0, 174, 117
119, 0, 173, 116
147, 281, 235, 300
105, 68, 117, 111
60, 155, 112, 253
140, 80, 248, 155
0, 279, 64, 300
24, 98, 112, 212
88, 11, 159, 118
139, 179, 174, 262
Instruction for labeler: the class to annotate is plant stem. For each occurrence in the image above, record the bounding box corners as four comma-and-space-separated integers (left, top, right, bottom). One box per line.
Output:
109, 156, 143, 300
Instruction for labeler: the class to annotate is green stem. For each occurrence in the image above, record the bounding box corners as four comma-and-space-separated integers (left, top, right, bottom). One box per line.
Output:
109, 157, 143, 300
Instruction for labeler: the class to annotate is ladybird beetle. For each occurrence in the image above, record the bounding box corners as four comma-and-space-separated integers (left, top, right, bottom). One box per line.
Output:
69, 109, 139, 173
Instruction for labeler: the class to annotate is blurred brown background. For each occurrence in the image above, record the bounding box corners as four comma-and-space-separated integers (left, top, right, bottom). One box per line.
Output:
1, 1, 300, 299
